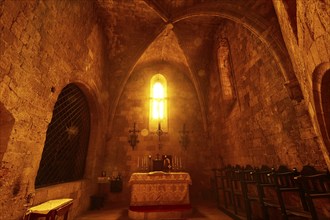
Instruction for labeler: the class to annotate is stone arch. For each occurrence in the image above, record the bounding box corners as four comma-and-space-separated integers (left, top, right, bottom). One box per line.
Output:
70, 81, 105, 179
0, 102, 15, 162
313, 62, 330, 154
172, 2, 297, 83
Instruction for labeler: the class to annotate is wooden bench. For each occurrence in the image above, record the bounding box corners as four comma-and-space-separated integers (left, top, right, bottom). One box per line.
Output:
23, 198, 73, 220
212, 164, 330, 219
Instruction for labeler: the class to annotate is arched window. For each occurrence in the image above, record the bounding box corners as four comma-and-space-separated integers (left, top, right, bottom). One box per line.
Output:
149, 74, 168, 132
217, 38, 236, 106
321, 71, 330, 138
313, 63, 330, 153
35, 84, 91, 188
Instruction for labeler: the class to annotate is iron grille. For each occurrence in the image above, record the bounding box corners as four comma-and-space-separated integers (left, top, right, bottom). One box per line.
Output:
35, 84, 91, 188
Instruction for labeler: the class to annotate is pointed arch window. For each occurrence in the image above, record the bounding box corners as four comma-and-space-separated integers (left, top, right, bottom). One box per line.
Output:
313, 65, 330, 153
149, 74, 168, 132
218, 38, 237, 105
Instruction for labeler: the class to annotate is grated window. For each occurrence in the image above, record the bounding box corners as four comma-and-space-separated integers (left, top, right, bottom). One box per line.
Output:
35, 84, 90, 188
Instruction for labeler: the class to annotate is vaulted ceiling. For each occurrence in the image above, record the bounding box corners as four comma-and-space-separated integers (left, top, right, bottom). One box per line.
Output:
94, 0, 280, 82
94, 0, 289, 128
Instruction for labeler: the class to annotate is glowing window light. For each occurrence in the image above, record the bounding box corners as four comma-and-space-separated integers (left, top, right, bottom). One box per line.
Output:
149, 74, 167, 132
152, 82, 165, 120
153, 82, 164, 98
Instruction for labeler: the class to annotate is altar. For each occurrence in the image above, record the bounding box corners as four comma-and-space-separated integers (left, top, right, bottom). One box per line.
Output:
128, 172, 192, 219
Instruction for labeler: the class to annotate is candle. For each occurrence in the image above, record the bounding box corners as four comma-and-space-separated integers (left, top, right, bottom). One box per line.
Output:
158, 122, 161, 130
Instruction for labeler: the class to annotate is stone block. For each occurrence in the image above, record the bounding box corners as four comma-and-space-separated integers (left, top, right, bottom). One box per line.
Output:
299, 128, 317, 139
309, 42, 322, 65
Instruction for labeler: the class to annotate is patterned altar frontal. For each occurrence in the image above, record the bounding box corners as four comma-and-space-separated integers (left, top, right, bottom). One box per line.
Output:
129, 172, 192, 206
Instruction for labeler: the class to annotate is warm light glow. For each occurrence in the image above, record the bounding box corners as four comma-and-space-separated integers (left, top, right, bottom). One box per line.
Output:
149, 74, 167, 132
152, 82, 165, 120
153, 82, 164, 99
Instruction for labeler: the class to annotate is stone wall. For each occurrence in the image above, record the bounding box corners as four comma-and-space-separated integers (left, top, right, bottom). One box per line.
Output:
273, 0, 330, 168
0, 0, 109, 219
207, 20, 327, 170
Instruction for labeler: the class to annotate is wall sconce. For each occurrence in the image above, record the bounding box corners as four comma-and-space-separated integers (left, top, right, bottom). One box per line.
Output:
179, 123, 189, 150
156, 122, 163, 137
128, 122, 140, 150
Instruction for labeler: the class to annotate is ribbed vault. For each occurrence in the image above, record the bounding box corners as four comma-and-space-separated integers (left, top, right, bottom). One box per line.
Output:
94, 0, 297, 132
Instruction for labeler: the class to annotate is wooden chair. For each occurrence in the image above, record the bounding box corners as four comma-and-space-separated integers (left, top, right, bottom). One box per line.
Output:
296, 166, 330, 220
254, 165, 279, 220
231, 165, 245, 215
273, 166, 311, 219
223, 165, 236, 212
212, 165, 234, 211
239, 165, 259, 220
212, 167, 226, 209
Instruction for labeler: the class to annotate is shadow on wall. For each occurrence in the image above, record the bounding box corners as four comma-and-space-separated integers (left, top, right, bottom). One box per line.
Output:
0, 102, 15, 162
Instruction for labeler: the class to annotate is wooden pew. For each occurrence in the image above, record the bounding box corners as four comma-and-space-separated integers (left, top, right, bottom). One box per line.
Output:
296, 166, 330, 220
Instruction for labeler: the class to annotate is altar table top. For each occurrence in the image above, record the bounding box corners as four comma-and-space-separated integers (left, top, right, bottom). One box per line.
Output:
129, 171, 192, 185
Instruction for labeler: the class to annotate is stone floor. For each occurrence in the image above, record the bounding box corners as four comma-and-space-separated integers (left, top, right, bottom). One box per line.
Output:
74, 199, 234, 220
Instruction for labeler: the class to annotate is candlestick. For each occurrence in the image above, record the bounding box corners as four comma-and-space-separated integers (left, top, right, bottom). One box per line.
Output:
148, 155, 152, 172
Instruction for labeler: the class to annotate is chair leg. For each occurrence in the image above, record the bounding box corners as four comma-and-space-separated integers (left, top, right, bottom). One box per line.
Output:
257, 187, 269, 220
230, 186, 237, 214
222, 189, 228, 208
242, 184, 252, 220
306, 196, 318, 220
220, 177, 227, 209
63, 211, 69, 220
276, 190, 288, 220
244, 198, 252, 220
